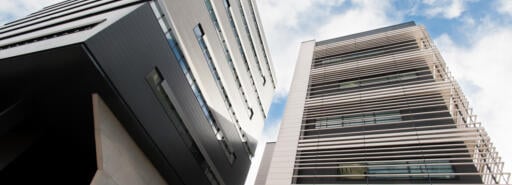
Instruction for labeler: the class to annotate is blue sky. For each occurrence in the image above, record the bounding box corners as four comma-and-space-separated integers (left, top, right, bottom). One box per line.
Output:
1, 0, 512, 185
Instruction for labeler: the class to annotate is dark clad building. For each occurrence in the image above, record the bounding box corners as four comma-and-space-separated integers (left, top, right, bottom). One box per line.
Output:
0, 0, 275, 184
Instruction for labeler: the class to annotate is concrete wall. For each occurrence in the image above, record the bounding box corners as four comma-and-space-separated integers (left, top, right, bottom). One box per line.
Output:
254, 142, 276, 185
264, 40, 316, 185
90, 94, 167, 185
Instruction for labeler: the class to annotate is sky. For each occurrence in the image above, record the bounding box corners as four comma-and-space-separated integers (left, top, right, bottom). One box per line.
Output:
1, 0, 512, 185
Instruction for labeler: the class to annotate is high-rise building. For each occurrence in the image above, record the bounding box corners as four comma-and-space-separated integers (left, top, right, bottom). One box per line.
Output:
0, 0, 274, 185
260, 22, 510, 185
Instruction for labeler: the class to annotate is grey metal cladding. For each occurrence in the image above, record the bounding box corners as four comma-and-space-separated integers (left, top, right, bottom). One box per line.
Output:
297, 24, 509, 184
0, 0, 142, 36
264, 22, 510, 185
315, 21, 416, 46
0, 1, 142, 59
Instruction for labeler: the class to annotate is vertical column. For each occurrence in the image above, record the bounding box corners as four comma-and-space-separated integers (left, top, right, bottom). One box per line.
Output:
265, 40, 315, 185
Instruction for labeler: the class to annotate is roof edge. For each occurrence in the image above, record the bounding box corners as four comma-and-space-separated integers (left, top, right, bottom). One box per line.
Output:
315, 21, 416, 46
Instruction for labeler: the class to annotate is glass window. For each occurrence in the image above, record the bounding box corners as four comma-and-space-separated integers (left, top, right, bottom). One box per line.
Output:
158, 18, 168, 31
221, 0, 266, 118
339, 81, 359, 89
339, 163, 368, 180
194, 23, 253, 156
326, 117, 342, 128
194, 24, 204, 37
321, 58, 341, 65
223, 0, 230, 8
375, 111, 402, 124
401, 72, 418, 80
149, 4, 234, 182
343, 114, 364, 126
314, 118, 327, 128
307, 69, 425, 98
313, 111, 402, 129
145, 67, 226, 182
365, 160, 454, 180
248, 107, 254, 119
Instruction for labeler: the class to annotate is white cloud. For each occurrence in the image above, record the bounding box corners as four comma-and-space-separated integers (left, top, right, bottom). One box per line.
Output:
497, 0, 512, 16
0, 0, 62, 24
461, 15, 475, 26
316, 0, 398, 40
435, 27, 512, 173
261, 119, 281, 142
256, 0, 345, 99
422, 0, 466, 19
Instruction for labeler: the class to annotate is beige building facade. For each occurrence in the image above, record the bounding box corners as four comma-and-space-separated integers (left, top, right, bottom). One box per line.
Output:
261, 22, 510, 185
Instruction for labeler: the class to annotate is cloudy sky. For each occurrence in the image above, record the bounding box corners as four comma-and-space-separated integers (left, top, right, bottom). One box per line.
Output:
1, 0, 512, 185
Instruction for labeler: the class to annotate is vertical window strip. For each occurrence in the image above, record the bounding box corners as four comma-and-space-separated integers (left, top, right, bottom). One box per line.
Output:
204, 0, 254, 120
167, 27, 236, 164
246, 0, 276, 89
194, 24, 254, 156
223, 0, 266, 118
150, 1, 236, 170
236, 0, 267, 87
146, 68, 220, 185
312, 110, 402, 129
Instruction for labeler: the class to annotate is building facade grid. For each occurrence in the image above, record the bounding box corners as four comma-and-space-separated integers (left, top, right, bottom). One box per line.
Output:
262, 22, 510, 185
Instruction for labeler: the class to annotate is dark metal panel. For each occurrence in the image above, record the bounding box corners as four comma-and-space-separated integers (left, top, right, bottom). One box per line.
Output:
84, 3, 251, 185
0, 44, 102, 185
83, 4, 202, 185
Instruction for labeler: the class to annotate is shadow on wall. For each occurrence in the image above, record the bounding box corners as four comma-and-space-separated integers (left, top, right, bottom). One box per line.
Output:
0, 52, 99, 184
